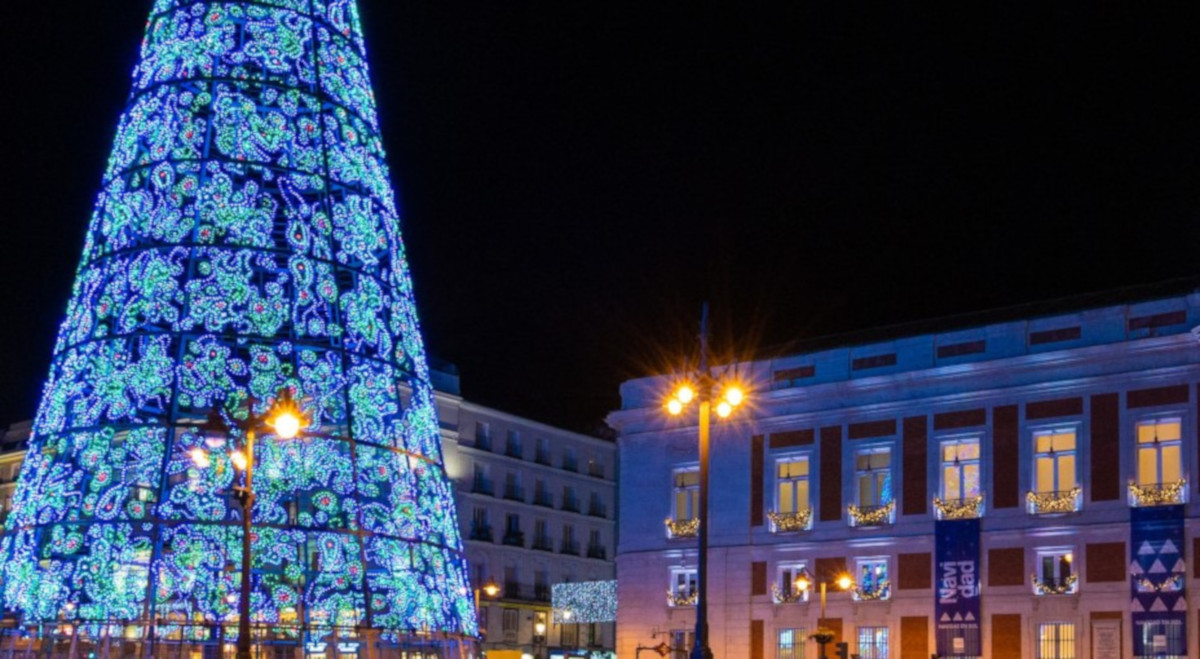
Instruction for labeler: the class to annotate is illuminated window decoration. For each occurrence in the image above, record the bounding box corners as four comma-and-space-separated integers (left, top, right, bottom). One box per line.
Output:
0, 0, 476, 649
550, 581, 617, 623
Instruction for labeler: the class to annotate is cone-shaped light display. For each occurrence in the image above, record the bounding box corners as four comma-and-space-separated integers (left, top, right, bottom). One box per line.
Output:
1, 0, 477, 644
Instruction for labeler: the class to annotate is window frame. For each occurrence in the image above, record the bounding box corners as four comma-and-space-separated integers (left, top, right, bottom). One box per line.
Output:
1033, 546, 1077, 595
1031, 423, 1079, 495
853, 445, 893, 509
939, 434, 982, 501
773, 453, 812, 515
1035, 621, 1077, 659
668, 566, 698, 606
855, 626, 890, 659
852, 556, 891, 601
671, 465, 701, 522
774, 560, 809, 603
1134, 413, 1186, 487
777, 627, 807, 659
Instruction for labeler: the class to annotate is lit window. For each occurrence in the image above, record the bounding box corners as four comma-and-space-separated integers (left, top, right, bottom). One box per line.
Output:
1137, 619, 1183, 657
669, 630, 694, 659
855, 447, 892, 508
774, 561, 809, 603
941, 437, 981, 500
667, 567, 698, 607
672, 467, 700, 522
853, 558, 890, 601
1032, 548, 1076, 595
775, 456, 810, 514
777, 628, 807, 659
1136, 416, 1183, 486
856, 626, 889, 659
1034, 427, 1077, 493
1036, 622, 1076, 659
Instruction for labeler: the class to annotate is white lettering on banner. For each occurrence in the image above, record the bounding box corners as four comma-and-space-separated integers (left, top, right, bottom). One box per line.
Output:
939, 560, 980, 603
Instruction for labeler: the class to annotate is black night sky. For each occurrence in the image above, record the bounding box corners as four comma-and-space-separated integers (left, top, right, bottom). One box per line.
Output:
1, 3, 1198, 432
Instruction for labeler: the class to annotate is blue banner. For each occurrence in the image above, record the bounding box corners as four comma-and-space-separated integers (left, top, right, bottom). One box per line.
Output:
936, 518, 982, 658
1131, 504, 1187, 658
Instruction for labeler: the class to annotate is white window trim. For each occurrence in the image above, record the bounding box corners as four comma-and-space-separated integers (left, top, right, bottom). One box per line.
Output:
671, 464, 700, 521
773, 453, 812, 513
1030, 423, 1080, 494
938, 433, 983, 501
774, 560, 810, 603
853, 444, 894, 508
1032, 546, 1077, 595
1133, 412, 1187, 486
852, 556, 891, 601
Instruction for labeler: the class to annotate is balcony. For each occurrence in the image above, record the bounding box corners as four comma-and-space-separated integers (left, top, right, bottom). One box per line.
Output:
505, 444, 523, 460
560, 540, 580, 556
852, 580, 891, 601
770, 584, 805, 604
587, 503, 608, 519
503, 485, 525, 502
535, 451, 552, 466
533, 585, 552, 602
589, 463, 606, 479
667, 587, 697, 607
847, 501, 894, 527
475, 437, 493, 452
665, 518, 700, 539
469, 524, 493, 542
503, 582, 522, 599
502, 531, 525, 548
1026, 488, 1082, 515
471, 477, 494, 496
562, 497, 581, 514
1032, 573, 1078, 596
933, 494, 985, 520
1129, 480, 1188, 507
587, 544, 607, 560
532, 536, 554, 552
562, 459, 579, 473
767, 509, 812, 533
533, 491, 554, 508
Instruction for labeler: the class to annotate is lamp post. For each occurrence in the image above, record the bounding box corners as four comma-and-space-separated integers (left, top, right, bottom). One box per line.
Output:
191, 389, 306, 659
473, 577, 500, 650
533, 620, 547, 659
794, 568, 852, 659
664, 303, 747, 659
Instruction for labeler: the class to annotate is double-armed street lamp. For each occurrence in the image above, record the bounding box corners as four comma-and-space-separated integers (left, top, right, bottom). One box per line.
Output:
663, 304, 747, 659
793, 568, 853, 659
190, 388, 307, 659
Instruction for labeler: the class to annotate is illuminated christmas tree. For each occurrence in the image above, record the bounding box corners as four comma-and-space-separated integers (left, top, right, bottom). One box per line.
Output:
1, 0, 476, 650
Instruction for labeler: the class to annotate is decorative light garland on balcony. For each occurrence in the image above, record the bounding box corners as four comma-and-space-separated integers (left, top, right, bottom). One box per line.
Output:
932, 494, 984, 520
1031, 573, 1077, 596
1136, 574, 1184, 593
769, 583, 805, 604
1128, 479, 1187, 507
767, 509, 812, 533
853, 581, 891, 601
1026, 487, 1082, 515
664, 518, 700, 538
666, 588, 698, 607
847, 501, 894, 527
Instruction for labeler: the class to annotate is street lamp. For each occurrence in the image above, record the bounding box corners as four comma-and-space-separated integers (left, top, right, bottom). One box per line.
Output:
663, 304, 747, 659
533, 620, 547, 659
794, 568, 853, 659
190, 389, 308, 659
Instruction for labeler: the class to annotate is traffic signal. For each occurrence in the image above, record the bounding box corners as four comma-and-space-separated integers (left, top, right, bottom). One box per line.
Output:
834, 642, 849, 659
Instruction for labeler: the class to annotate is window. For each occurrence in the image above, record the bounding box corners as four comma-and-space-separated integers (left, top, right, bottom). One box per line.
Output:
774, 562, 809, 603
1034, 427, 1077, 494
475, 422, 492, 450
777, 628, 806, 659
941, 438, 981, 500
669, 630, 694, 659
562, 622, 578, 648
1136, 619, 1183, 658
563, 485, 579, 512
1033, 548, 1076, 595
533, 519, 550, 549
504, 472, 523, 500
505, 430, 522, 458
1137, 416, 1183, 486
501, 608, 519, 633
672, 467, 700, 521
472, 464, 492, 495
536, 437, 551, 464
855, 448, 892, 507
853, 558, 890, 601
775, 455, 810, 514
563, 446, 578, 472
857, 626, 889, 659
668, 567, 698, 606
1036, 622, 1076, 659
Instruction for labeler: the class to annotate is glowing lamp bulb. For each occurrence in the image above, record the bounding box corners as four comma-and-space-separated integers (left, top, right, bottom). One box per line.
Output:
1064, 553, 1073, 563
667, 399, 683, 416
563, 610, 573, 621
836, 575, 853, 591
190, 448, 211, 469
724, 386, 744, 407
794, 576, 810, 592
230, 451, 248, 471
272, 411, 302, 439
716, 401, 733, 418
225, 594, 237, 604
483, 582, 500, 598
676, 386, 695, 404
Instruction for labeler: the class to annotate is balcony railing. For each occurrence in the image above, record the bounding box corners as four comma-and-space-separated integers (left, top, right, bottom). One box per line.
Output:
503, 485, 525, 502
665, 518, 700, 539
502, 531, 525, 548
1129, 480, 1188, 507
847, 501, 894, 527
469, 524, 493, 542
475, 437, 493, 452
560, 540, 580, 556
562, 498, 580, 513
471, 478, 494, 496
505, 444, 523, 459
562, 459, 578, 473
532, 536, 554, 552
666, 588, 697, 607
1026, 488, 1082, 515
933, 494, 985, 520
535, 451, 552, 466
589, 464, 606, 479
1031, 573, 1078, 596
533, 491, 555, 508
587, 544, 607, 560
503, 582, 522, 599
533, 585, 552, 602
852, 580, 891, 601
588, 503, 608, 518
770, 583, 806, 604
767, 509, 812, 533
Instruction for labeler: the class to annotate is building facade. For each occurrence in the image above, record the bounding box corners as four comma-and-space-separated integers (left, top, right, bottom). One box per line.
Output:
435, 369, 618, 658
608, 288, 1200, 659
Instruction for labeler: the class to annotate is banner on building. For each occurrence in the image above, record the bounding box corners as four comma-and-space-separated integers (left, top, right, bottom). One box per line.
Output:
1131, 504, 1187, 658
936, 518, 982, 657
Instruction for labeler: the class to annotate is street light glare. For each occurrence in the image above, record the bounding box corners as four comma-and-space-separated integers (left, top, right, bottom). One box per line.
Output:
716, 401, 732, 418
723, 385, 744, 406
666, 399, 684, 415
190, 448, 210, 469
676, 385, 695, 404
271, 411, 303, 439
836, 574, 853, 591
230, 451, 248, 471
794, 576, 811, 592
